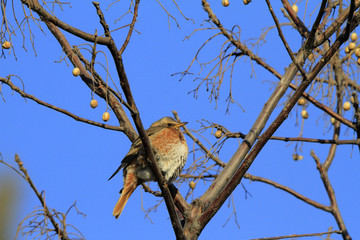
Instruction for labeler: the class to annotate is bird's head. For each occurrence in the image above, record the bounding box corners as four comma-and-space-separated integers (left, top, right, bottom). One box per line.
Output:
150, 117, 188, 129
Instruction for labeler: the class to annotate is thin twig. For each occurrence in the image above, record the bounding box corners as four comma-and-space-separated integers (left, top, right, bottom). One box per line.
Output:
20, 0, 111, 45
311, 150, 352, 240
266, 0, 308, 79
0, 77, 124, 132
244, 173, 331, 212
173, 111, 226, 167
225, 131, 360, 145
251, 230, 342, 240
304, 0, 327, 49
141, 183, 162, 197
14, 154, 70, 240
119, 0, 140, 55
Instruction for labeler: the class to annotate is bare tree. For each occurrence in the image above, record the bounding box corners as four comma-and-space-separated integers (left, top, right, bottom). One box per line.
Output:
1, 0, 359, 239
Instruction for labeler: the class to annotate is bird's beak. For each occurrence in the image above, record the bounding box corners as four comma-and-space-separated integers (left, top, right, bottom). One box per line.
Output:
176, 122, 188, 128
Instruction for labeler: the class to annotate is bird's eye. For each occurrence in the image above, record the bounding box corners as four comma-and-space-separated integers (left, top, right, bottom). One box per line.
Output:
167, 123, 172, 127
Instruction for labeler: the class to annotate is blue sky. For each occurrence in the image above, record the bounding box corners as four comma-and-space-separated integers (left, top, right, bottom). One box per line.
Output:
1, 1, 359, 239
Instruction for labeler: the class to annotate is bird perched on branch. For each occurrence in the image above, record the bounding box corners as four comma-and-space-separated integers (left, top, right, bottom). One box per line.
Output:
109, 117, 188, 219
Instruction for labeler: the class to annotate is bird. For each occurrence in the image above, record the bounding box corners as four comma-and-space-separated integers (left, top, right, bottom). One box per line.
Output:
108, 117, 188, 219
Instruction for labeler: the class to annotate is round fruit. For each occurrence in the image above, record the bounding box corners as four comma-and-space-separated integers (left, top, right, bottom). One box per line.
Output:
90, 99, 98, 108
297, 98, 306, 106
243, 0, 251, 4
72, 67, 80, 76
330, 117, 336, 124
222, 0, 229, 7
355, 48, 360, 57
351, 32, 358, 41
102, 111, 110, 121
301, 109, 308, 119
345, 46, 350, 53
292, 154, 303, 161
214, 130, 222, 139
292, 4, 298, 13
343, 101, 351, 111
349, 42, 356, 50
189, 181, 196, 189
2, 41, 11, 49
357, 58, 360, 65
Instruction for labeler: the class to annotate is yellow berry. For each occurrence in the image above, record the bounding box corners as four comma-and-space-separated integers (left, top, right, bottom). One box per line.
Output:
330, 117, 336, 124
90, 99, 98, 108
292, 4, 298, 13
102, 111, 110, 121
297, 98, 306, 106
301, 109, 308, 119
343, 101, 351, 111
243, 0, 251, 4
292, 154, 303, 161
355, 48, 360, 57
222, 0, 229, 7
351, 32, 358, 41
349, 42, 356, 50
214, 130, 222, 139
2, 41, 11, 49
72, 67, 80, 76
345, 46, 350, 53
189, 181, 196, 189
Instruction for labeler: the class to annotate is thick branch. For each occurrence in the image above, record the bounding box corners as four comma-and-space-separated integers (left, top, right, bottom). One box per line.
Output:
92, 2, 186, 239
38, 18, 137, 141
314, 1, 360, 47
281, 0, 310, 38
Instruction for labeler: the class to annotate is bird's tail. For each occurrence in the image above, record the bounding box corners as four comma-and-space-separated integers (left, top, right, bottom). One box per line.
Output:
113, 172, 138, 219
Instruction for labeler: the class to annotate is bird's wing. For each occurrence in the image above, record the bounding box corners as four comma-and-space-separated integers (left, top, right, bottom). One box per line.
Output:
108, 126, 163, 181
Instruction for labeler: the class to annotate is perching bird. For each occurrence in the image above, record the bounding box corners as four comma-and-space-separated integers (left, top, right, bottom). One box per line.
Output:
109, 117, 188, 219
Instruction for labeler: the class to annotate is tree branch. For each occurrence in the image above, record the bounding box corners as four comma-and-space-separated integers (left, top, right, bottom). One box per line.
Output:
281, 0, 310, 38
225, 131, 359, 145
0, 76, 124, 132
200, 0, 308, 211
250, 230, 342, 240
244, 173, 331, 212
20, 0, 111, 45
119, 0, 140, 55
14, 154, 70, 240
199, 13, 359, 232
311, 151, 352, 240
266, 0, 308, 78
173, 111, 226, 167
92, 2, 186, 239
